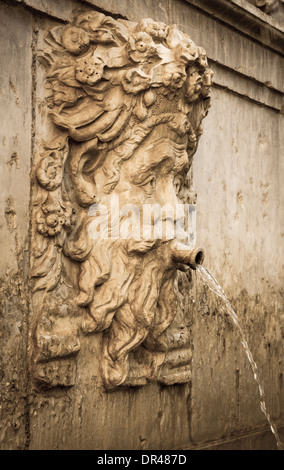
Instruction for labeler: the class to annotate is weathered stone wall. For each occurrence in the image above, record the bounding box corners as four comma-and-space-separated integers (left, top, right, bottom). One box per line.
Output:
0, 2, 33, 449
0, 0, 283, 450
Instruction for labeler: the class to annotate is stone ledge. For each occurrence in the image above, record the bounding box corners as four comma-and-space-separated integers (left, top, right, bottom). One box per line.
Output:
211, 60, 284, 112
185, 0, 284, 54
6, 0, 284, 92
4, 1, 284, 109
6, 1, 284, 108
7, 0, 284, 44
195, 0, 284, 31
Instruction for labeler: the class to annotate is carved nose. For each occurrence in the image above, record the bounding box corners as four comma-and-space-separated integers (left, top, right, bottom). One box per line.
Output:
157, 183, 179, 211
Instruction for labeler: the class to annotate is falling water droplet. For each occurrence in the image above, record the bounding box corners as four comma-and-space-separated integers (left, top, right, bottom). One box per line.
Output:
196, 265, 283, 450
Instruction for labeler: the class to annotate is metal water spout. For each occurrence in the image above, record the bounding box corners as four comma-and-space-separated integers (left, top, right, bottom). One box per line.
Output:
171, 242, 205, 270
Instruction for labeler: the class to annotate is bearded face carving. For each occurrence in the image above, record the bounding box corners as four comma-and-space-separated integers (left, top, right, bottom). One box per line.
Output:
30, 12, 213, 390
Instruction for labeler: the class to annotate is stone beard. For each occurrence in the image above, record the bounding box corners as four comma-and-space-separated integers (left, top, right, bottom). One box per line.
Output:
30, 12, 213, 390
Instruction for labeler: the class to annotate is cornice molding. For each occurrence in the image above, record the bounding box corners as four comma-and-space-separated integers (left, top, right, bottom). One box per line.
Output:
184, 0, 284, 54
6, 0, 284, 53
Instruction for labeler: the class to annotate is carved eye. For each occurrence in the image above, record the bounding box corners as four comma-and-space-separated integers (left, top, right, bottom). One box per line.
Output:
173, 177, 182, 194
141, 175, 156, 194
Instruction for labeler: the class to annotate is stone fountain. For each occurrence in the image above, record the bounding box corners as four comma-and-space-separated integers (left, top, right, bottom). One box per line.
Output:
30, 11, 213, 391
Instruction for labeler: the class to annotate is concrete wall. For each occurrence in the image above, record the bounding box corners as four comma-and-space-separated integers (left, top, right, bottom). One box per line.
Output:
0, 0, 283, 450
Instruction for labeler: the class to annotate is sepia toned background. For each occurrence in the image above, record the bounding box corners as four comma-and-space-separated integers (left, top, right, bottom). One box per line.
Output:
0, 0, 283, 450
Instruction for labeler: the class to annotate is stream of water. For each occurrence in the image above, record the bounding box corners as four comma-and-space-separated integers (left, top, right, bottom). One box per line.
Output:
196, 264, 283, 450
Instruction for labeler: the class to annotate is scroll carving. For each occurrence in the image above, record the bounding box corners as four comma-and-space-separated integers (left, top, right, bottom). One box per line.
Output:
30, 11, 213, 390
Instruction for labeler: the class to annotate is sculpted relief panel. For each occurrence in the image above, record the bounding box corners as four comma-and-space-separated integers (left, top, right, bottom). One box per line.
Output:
30, 11, 213, 390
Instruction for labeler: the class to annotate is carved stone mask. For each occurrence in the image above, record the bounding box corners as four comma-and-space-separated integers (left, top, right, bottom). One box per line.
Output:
31, 11, 213, 390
